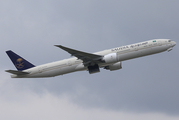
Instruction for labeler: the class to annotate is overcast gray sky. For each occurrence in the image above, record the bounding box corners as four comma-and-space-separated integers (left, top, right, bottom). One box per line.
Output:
0, 0, 179, 120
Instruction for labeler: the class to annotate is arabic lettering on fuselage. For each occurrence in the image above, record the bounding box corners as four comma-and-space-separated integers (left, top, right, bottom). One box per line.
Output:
111, 42, 148, 51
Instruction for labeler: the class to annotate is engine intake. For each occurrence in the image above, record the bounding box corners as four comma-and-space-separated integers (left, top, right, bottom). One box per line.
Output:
103, 53, 118, 64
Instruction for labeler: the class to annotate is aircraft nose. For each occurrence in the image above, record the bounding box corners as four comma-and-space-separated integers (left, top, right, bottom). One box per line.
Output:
173, 41, 176, 46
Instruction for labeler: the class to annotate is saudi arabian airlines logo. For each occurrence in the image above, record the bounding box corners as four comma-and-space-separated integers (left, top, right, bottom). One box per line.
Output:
15, 58, 24, 69
153, 40, 156, 42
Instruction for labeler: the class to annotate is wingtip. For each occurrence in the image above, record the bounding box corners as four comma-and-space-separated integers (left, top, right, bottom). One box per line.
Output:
54, 45, 61, 47
55, 45, 64, 49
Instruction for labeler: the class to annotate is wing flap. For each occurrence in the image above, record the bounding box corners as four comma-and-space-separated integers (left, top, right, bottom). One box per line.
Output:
5, 70, 29, 75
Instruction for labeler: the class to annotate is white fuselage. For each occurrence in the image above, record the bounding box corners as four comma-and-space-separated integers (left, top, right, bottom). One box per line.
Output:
11, 39, 176, 78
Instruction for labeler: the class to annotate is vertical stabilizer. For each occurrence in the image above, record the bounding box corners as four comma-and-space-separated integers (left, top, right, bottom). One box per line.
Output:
6, 50, 35, 71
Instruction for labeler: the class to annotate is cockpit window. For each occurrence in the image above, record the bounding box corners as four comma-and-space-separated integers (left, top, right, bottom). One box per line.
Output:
168, 40, 171, 42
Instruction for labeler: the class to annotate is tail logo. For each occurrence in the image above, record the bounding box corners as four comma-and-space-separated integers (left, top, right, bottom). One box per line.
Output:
15, 58, 24, 69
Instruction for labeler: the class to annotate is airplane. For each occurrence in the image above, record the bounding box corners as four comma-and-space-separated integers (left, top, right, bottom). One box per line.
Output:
5, 39, 176, 78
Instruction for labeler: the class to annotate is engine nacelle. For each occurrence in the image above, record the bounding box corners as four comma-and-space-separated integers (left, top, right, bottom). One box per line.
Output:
104, 62, 122, 71
103, 53, 118, 64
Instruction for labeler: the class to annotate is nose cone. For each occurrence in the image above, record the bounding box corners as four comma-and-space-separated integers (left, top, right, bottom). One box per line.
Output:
173, 41, 176, 46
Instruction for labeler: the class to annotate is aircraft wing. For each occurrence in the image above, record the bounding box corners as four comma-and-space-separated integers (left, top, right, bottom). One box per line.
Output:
5, 70, 29, 75
55, 45, 103, 65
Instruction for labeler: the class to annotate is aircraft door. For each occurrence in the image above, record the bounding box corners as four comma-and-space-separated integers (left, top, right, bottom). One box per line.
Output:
134, 46, 138, 51
158, 41, 162, 46
68, 60, 72, 66
38, 66, 47, 73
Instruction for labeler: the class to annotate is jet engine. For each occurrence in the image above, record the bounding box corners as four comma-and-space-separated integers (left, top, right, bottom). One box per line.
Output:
104, 62, 122, 71
102, 53, 118, 64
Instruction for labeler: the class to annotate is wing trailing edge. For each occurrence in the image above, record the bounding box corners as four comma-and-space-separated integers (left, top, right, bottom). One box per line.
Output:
55, 45, 103, 65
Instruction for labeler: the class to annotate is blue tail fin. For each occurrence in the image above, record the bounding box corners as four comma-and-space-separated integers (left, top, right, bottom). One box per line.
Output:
6, 50, 35, 71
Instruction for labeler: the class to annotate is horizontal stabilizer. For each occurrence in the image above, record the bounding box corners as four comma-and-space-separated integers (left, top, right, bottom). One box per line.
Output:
5, 70, 29, 75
